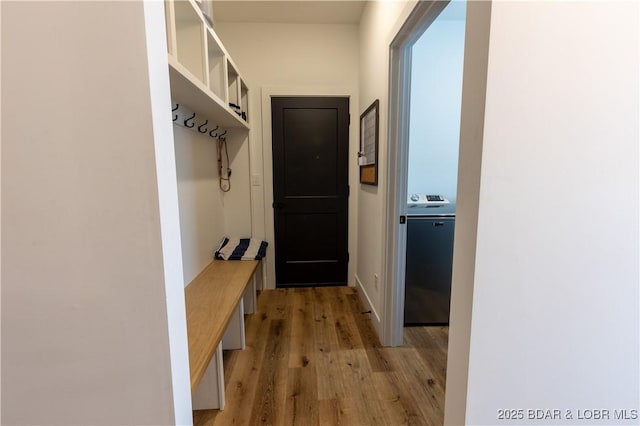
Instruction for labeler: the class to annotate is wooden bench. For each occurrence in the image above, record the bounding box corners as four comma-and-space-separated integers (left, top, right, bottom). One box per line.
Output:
184, 259, 260, 410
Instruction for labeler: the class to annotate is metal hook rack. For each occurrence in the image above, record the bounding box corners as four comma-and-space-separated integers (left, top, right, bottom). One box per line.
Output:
171, 105, 227, 141
184, 113, 196, 128
170, 104, 233, 192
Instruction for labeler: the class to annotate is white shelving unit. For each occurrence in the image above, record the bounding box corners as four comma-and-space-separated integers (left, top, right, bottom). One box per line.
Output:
163, 0, 253, 413
165, 0, 249, 129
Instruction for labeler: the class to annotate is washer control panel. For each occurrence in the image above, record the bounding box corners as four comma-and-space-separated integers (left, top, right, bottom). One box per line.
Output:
407, 193, 450, 207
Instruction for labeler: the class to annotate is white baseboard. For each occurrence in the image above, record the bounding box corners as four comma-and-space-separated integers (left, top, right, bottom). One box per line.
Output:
354, 274, 382, 338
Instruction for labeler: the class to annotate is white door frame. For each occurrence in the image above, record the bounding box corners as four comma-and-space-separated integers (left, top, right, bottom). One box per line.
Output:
382, 1, 450, 346
260, 87, 358, 290
383, 2, 493, 422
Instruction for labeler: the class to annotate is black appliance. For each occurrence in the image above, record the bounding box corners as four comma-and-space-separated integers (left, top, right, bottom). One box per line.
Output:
404, 203, 455, 325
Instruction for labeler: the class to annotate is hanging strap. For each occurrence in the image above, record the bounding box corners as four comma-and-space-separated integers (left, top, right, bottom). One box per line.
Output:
217, 137, 231, 192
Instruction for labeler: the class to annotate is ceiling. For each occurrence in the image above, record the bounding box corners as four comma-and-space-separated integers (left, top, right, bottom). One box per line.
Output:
211, 1, 367, 25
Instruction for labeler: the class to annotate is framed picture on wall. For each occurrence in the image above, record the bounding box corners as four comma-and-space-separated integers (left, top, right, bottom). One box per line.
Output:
359, 99, 379, 185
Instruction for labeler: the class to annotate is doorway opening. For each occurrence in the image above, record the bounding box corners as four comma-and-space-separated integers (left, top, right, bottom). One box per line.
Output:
383, 0, 466, 344
404, 3, 466, 326
384, 1, 492, 421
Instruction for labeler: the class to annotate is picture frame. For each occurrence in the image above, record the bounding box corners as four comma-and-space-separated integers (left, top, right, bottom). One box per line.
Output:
359, 99, 379, 185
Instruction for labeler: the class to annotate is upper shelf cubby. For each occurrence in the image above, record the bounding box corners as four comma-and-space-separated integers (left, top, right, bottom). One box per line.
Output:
164, 0, 249, 129
174, 1, 205, 82
207, 29, 226, 101
227, 60, 239, 107
240, 80, 249, 123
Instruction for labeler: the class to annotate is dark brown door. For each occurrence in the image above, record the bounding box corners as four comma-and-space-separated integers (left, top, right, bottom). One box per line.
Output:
271, 97, 349, 287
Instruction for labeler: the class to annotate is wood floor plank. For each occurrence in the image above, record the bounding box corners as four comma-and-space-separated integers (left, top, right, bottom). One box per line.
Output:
200, 287, 447, 426
264, 288, 290, 320
285, 290, 320, 423
288, 289, 316, 369
313, 288, 348, 401
223, 324, 272, 420
316, 349, 347, 401
248, 319, 291, 425
405, 326, 449, 381
285, 366, 319, 425
312, 288, 341, 353
388, 346, 446, 423
318, 398, 353, 426
371, 370, 429, 425
329, 288, 364, 351
345, 292, 394, 373
338, 348, 389, 425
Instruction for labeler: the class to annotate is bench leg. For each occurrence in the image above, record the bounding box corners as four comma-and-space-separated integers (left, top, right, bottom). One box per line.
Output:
243, 275, 257, 315
192, 343, 225, 410
222, 299, 245, 350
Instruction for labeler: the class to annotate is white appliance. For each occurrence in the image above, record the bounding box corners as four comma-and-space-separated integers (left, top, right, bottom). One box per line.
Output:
407, 193, 450, 207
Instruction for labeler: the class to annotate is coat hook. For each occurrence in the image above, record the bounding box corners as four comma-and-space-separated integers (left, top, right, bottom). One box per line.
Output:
172, 104, 179, 122
198, 120, 209, 133
184, 113, 196, 128
219, 130, 227, 139
209, 125, 219, 138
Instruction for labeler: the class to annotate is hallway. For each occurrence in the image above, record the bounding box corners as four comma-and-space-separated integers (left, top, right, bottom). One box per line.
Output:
194, 287, 448, 425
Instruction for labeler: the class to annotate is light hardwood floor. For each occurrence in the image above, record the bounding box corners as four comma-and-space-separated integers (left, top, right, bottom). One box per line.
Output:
194, 287, 448, 426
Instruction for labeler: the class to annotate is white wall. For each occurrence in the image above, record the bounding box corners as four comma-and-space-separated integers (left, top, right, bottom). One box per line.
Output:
221, 130, 253, 240
1, 2, 190, 424
452, 1, 639, 423
214, 22, 360, 289
357, 0, 417, 334
172, 118, 252, 285
407, 4, 465, 202
174, 123, 226, 285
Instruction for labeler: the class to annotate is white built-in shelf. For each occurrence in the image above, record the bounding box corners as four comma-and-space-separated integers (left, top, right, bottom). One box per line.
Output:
168, 57, 248, 128
165, 0, 249, 129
